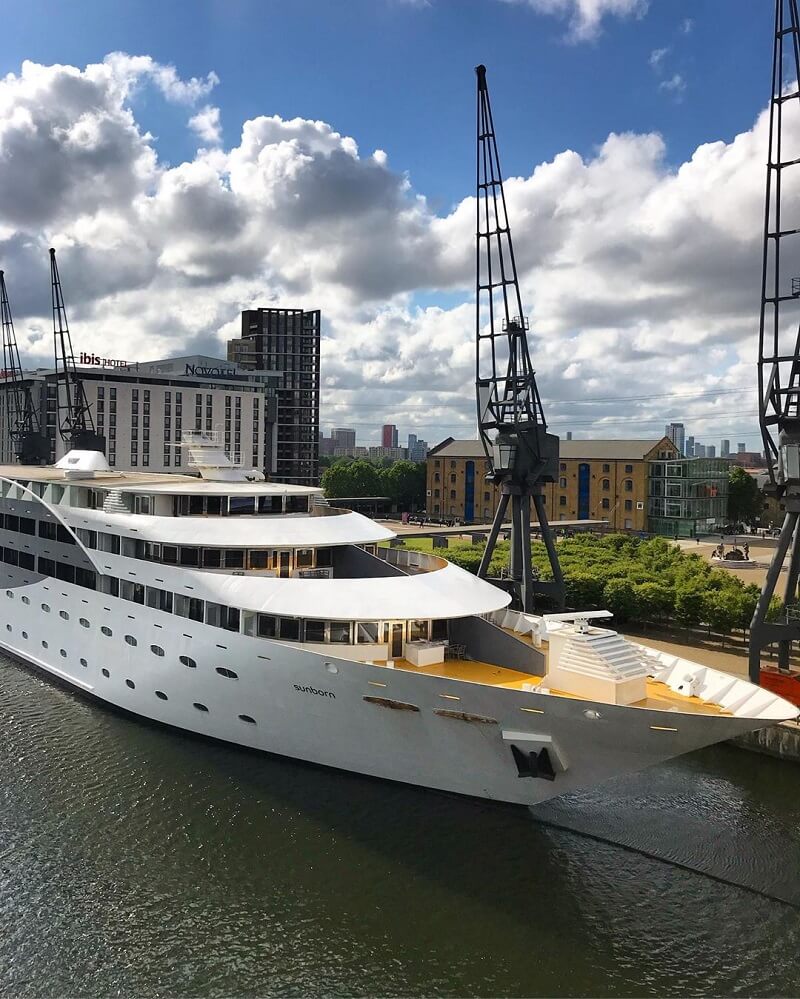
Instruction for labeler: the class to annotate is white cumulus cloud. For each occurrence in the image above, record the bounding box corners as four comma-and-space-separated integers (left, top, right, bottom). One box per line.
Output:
0, 51, 789, 450
503, 0, 648, 42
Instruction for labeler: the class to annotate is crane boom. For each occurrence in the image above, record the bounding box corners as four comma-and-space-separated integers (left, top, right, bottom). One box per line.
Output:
0, 271, 49, 464
749, 0, 800, 681
473, 65, 564, 612
49, 248, 105, 454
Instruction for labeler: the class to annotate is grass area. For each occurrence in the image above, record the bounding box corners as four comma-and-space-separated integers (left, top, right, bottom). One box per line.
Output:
379, 537, 473, 553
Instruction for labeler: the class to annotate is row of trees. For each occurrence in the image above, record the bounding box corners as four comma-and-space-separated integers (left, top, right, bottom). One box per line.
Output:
398, 533, 779, 639
321, 458, 426, 511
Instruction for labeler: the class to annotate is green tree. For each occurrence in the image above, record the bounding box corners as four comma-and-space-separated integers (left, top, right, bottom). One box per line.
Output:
727, 466, 764, 524
603, 578, 638, 622
379, 461, 426, 511
321, 459, 382, 498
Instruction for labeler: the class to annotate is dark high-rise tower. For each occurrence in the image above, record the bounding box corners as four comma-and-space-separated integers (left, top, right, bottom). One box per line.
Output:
228, 308, 320, 485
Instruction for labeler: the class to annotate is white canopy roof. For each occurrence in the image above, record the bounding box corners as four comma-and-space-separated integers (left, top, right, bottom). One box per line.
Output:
64, 507, 395, 548
92, 552, 512, 621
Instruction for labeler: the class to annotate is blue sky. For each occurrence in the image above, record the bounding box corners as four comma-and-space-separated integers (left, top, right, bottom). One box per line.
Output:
4, 0, 768, 209
0, 0, 785, 449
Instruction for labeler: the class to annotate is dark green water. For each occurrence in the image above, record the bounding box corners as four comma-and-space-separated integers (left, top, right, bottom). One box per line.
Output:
1, 652, 800, 998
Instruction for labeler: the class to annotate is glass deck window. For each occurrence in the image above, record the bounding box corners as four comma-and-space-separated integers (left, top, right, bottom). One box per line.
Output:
249, 550, 269, 570
179, 547, 200, 567
175, 595, 204, 622
305, 620, 325, 643
224, 550, 245, 569
357, 622, 379, 644
296, 549, 314, 568
257, 615, 277, 638
409, 620, 429, 642
258, 496, 283, 514
202, 549, 222, 568
146, 587, 173, 613
279, 617, 300, 641
329, 621, 351, 644
229, 496, 255, 516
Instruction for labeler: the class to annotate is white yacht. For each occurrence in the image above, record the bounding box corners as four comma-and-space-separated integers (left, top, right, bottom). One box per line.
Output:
0, 433, 795, 807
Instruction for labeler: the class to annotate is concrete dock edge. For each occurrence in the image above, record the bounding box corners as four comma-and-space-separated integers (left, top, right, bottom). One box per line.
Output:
730, 720, 800, 762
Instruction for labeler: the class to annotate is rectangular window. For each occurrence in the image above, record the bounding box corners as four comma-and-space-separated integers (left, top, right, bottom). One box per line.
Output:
224, 549, 245, 569
99, 575, 119, 597
229, 496, 255, 516
146, 587, 173, 613
162, 545, 178, 565
179, 547, 200, 567
258, 496, 283, 514
175, 594, 204, 622
249, 550, 269, 569
279, 617, 300, 641
38, 556, 56, 576
296, 549, 314, 568
329, 621, 351, 644
357, 622, 379, 644
305, 620, 326, 643
121, 580, 145, 604
202, 548, 222, 568
257, 614, 277, 638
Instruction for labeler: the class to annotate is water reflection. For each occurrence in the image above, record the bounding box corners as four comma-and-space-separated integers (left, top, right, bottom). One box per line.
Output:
1, 653, 799, 997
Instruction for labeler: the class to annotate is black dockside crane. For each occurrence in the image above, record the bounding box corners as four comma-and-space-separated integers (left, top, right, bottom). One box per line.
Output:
749, 0, 800, 682
49, 248, 105, 454
473, 65, 565, 613
0, 270, 49, 464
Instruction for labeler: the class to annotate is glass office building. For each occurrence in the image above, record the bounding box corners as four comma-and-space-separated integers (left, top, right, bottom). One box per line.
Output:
648, 457, 729, 537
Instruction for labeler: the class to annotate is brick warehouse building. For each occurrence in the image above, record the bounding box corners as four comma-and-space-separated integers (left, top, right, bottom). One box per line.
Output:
426, 437, 681, 533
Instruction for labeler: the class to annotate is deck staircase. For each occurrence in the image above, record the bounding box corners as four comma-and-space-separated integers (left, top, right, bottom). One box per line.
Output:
102, 489, 129, 514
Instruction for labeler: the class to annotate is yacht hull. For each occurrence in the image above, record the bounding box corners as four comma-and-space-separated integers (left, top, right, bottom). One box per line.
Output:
0, 573, 775, 807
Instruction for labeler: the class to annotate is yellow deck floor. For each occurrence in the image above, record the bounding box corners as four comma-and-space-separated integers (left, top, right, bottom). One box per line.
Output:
373, 658, 729, 716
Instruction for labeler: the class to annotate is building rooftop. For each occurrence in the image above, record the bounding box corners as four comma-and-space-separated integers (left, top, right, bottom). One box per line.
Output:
429, 437, 675, 461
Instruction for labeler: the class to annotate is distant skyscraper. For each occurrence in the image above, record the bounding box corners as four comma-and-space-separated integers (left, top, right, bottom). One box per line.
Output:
382, 424, 398, 448
737, 442, 746, 453
566, 431, 573, 441
721, 439, 730, 457
686, 436, 695, 458
332, 427, 356, 450
695, 443, 706, 458
665, 422, 686, 455
707, 445, 716, 458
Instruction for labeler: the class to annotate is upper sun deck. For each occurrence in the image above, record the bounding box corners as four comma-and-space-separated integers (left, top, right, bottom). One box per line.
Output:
0, 464, 321, 498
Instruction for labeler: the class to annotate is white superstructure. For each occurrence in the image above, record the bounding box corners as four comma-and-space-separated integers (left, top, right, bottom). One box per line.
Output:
0, 435, 795, 806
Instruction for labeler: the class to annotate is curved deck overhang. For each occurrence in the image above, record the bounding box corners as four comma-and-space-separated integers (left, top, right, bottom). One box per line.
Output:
92, 552, 512, 620
64, 507, 395, 548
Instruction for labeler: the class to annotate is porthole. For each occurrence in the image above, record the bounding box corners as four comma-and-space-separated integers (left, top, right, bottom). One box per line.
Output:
180, 655, 197, 669
21, 596, 29, 605
79, 618, 90, 628
5, 624, 11, 632
193, 702, 209, 712
215, 667, 238, 679
101, 668, 110, 678
41, 603, 50, 612
80, 658, 88, 668
124, 635, 137, 647
238, 714, 256, 724
59, 610, 69, 620
59, 649, 67, 658
42, 640, 48, 649
155, 690, 168, 700
21, 631, 27, 639
5, 590, 12, 598
150, 645, 165, 657
101, 626, 112, 637
125, 679, 135, 689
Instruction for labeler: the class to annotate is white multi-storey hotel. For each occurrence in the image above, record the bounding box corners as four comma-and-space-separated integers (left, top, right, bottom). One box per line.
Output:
0, 354, 280, 475
0, 434, 794, 806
